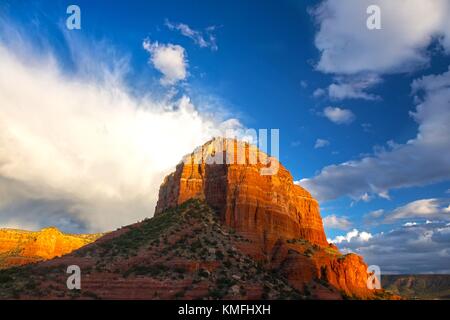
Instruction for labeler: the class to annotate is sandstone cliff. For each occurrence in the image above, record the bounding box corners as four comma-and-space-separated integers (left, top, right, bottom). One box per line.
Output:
0, 227, 102, 269
155, 138, 377, 298
156, 138, 328, 250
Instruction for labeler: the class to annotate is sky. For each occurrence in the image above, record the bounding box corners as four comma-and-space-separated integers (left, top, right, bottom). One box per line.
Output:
0, 0, 449, 274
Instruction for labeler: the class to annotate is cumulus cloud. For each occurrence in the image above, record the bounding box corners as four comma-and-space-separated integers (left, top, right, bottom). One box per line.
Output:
311, 0, 450, 102
323, 106, 355, 125
300, 67, 450, 201
373, 199, 450, 223
165, 19, 218, 51
337, 222, 450, 274
328, 228, 372, 244
323, 214, 352, 230
0, 37, 241, 233
314, 138, 330, 149
311, 0, 450, 75
143, 39, 188, 85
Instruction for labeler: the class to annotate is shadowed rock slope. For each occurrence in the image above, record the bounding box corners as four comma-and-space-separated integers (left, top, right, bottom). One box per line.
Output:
0, 200, 304, 299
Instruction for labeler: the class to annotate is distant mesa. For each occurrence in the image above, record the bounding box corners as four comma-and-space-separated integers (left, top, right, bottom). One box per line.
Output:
0, 227, 103, 269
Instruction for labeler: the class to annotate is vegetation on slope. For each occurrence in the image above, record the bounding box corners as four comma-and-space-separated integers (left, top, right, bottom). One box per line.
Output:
0, 199, 302, 300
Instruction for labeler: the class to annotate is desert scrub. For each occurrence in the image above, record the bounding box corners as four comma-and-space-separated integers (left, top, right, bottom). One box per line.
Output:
123, 264, 169, 278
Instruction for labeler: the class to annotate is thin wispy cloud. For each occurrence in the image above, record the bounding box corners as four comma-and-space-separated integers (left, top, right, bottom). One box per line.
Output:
328, 74, 382, 101
314, 138, 330, 149
323, 214, 352, 230
366, 199, 450, 223
165, 19, 218, 51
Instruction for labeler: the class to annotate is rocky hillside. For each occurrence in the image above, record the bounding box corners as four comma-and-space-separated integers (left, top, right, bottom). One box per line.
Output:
0, 138, 393, 299
0, 227, 102, 269
0, 199, 391, 299
382, 275, 450, 300
155, 138, 382, 299
0, 200, 307, 299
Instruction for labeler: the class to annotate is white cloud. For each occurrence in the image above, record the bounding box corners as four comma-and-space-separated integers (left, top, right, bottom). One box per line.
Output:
403, 222, 418, 227
0, 39, 241, 233
378, 191, 391, 200
323, 214, 352, 230
311, 0, 450, 75
323, 106, 355, 125
385, 199, 450, 222
313, 88, 326, 98
311, 0, 450, 103
143, 39, 188, 85
314, 138, 330, 149
359, 193, 370, 202
335, 222, 450, 274
165, 20, 218, 51
367, 209, 384, 219
328, 74, 381, 101
359, 231, 373, 242
329, 228, 372, 244
363, 199, 450, 226
300, 67, 450, 201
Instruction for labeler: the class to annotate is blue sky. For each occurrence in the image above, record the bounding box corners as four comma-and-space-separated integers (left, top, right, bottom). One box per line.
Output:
1, 0, 450, 273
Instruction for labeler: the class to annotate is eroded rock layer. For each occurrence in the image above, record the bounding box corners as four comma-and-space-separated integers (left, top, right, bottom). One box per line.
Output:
156, 138, 328, 251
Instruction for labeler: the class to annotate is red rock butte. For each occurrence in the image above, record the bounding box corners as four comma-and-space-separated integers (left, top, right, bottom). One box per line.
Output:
0, 138, 386, 299
156, 138, 328, 252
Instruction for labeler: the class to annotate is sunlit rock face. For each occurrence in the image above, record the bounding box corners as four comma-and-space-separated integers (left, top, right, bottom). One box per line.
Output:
155, 138, 329, 251
0, 227, 102, 268
154, 138, 377, 299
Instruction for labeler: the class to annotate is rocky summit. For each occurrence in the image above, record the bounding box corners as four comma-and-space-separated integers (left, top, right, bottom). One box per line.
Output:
156, 138, 328, 251
0, 138, 392, 299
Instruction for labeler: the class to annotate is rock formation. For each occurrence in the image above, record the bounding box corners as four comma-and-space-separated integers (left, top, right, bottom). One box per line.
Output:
0, 138, 390, 300
0, 227, 102, 269
155, 138, 377, 298
156, 138, 328, 251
